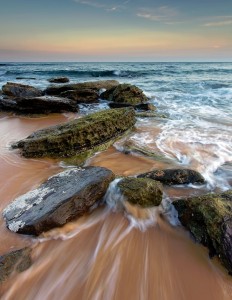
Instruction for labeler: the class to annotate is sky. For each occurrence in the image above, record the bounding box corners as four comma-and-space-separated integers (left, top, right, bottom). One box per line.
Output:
0, 0, 231, 62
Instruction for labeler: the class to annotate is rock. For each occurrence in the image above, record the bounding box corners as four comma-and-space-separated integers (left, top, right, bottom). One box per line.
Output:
135, 103, 156, 111
118, 177, 163, 207
136, 112, 167, 118
2, 82, 43, 98
16, 77, 36, 80
44, 80, 119, 96
48, 77, 70, 83
108, 102, 156, 111
3, 167, 115, 235
100, 83, 148, 105
138, 169, 205, 185
0, 248, 32, 283
12, 108, 136, 161
173, 190, 232, 274
0, 96, 79, 114
60, 89, 99, 103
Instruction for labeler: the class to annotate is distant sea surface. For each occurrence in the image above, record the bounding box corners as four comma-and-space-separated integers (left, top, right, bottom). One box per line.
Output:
0, 62, 232, 189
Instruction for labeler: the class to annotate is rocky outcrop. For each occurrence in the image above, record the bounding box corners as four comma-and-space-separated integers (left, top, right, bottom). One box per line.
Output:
135, 112, 167, 118
173, 190, 232, 274
48, 77, 70, 83
2, 82, 43, 98
101, 84, 148, 105
44, 80, 119, 96
0, 96, 79, 114
60, 89, 99, 103
138, 169, 205, 185
12, 108, 136, 162
3, 167, 115, 235
0, 248, 32, 283
108, 102, 156, 111
118, 177, 163, 207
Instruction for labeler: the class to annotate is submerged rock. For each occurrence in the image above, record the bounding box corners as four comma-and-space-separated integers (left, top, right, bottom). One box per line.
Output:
0, 248, 32, 283
0, 96, 79, 114
2, 82, 42, 98
138, 169, 205, 185
118, 177, 163, 207
12, 108, 136, 161
48, 77, 70, 83
3, 167, 115, 235
101, 84, 148, 105
61, 89, 99, 103
108, 102, 156, 111
44, 80, 119, 96
173, 190, 232, 274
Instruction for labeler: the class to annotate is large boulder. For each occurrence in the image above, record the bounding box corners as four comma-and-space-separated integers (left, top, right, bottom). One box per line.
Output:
48, 77, 70, 83
0, 248, 32, 283
2, 82, 43, 98
0, 96, 79, 114
173, 190, 232, 274
138, 169, 205, 185
100, 83, 148, 105
118, 177, 163, 207
44, 80, 119, 96
12, 108, 136, 162
3, 167, 115, 235
60, 89, 99, 103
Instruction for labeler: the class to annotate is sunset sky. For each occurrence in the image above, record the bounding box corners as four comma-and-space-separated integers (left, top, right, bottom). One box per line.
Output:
0, 0, 232, 61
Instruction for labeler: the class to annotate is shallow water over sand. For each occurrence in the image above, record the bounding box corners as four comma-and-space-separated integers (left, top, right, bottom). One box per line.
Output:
0, 113, 232, 299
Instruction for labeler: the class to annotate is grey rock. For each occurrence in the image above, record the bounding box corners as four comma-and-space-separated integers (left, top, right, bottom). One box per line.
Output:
3, 167, 115, 235
2, 82, 43, 98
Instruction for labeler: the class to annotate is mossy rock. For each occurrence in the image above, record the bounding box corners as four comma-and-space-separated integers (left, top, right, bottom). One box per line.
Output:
101, 84, 148, 105
12, 108, 136, 160
173, 190, 232, 274
0, 248, 32, 283
118, 177, 163, 208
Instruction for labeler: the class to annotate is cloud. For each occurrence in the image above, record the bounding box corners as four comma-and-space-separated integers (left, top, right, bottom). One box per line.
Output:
74, 0, 129, 12
204, 20, 232, 27
203, 16, 232, 27
136, 6, 180, 24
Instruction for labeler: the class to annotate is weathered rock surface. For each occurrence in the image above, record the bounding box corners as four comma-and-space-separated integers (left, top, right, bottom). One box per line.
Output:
118, 177, 163, 207
60, 89, 99, 103
48, 77, 70, 83
135, 111, 167, 118
173, 190, 232, 274
2, 82, 43, 98
101, 83, 148, 105
138, 169, 205, 185
44, 80, 119, 96
3, 167, 115, 235
12, 108, 136, 160
0, 248, 32, 283
108, 102, 156, 111
0, 96, 79, 114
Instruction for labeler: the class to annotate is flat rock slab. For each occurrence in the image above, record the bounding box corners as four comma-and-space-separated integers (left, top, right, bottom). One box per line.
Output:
118, 177, 163, 207
2, 82, 43, 98
12, 108, 136, 159
0, 96, 79, 114
48, 77, 70, 83
3, 167, 115, 235
138, 169, 205, 185
173, 190, 232, 274
0, 248, 32, 283
44, 80, 119, 96
60, 89, 99, 103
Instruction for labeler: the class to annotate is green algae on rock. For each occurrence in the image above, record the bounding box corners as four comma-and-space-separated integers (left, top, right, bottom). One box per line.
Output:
118, 177, 163, 208
0, 248, 32, 283
101, 83, 148, 105
12, 108, 136, 160
173, 190, 232, 274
